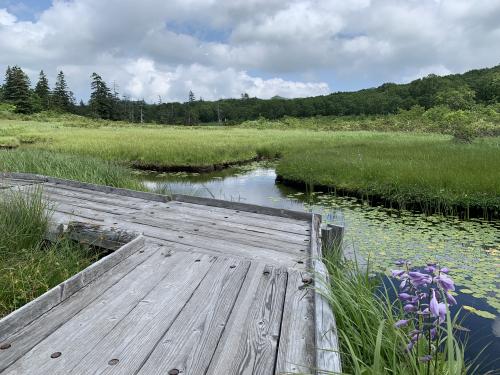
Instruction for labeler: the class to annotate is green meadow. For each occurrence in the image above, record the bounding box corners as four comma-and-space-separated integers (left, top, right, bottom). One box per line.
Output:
1, 115, 499, 217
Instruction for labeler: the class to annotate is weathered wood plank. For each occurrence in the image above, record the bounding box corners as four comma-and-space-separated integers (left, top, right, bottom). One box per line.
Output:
1, 173, 311, 221
40, 182, 310, 234
68, 252, 216, 374
311, 214, 342, 374
172, 193, 312, 221
40, 191, 308, 248
0, 239, 158, 372
1, 172, 170, 202
49, 209, 308, 269
207, 265, 288, 375
136, 258, 251, 375
2, 248, 191, 374
275, 270, 316, 374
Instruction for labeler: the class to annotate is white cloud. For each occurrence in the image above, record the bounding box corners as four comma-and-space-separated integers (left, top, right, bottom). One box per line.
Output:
0, 8, 16, 26
0, 0, 499, 101
123, 59, 329, 102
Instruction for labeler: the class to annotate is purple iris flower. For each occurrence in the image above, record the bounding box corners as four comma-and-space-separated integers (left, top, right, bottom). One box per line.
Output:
392, 269, 406, 277
404, 304, 418, 313
440, 267, 449, 274
398, 293, 412, 301
445, 292, 457, 306
419, 355, 433, 363
424, 265, 436, 274
395, 319, 409, 328
411, 332, 421, 342
438, 303, 447, 323
408, 271, 432, 286
430, 327, 437, 339
417, 308, 430, 315
406, 341, 414, 352
436, 274, 455, 292
430, 289, 440, 318
399, 279, 407, 290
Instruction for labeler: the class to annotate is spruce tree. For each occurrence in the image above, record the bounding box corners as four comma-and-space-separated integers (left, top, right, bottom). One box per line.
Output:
52, 71, 71, 111
89, 72, 112, 119
2, 66, 14, 101
3, 66, 33, 114
34, 70, 50, 110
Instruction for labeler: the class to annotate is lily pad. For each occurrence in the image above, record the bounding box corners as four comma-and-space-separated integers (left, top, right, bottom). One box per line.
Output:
463, 305, 497, 319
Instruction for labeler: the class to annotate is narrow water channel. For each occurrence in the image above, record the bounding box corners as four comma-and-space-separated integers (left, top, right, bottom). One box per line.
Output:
139, 162, 500, 373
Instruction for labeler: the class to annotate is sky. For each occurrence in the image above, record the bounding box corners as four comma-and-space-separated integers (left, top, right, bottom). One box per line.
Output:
0, 0, 499, 103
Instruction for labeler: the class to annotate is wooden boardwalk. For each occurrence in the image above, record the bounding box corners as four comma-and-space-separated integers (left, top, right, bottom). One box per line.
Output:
0, 173, 341, 375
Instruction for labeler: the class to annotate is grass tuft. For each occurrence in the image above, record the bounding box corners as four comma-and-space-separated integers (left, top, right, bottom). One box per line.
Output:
321, 245, 468, 374
0, 187, 100, 317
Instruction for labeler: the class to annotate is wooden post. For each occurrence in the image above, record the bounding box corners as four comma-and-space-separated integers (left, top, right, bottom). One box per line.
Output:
321, 224, 344, 259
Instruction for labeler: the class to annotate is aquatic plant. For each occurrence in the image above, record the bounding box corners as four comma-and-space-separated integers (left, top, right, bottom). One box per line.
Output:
322, 243, 467, 374
392, 260, 463, 374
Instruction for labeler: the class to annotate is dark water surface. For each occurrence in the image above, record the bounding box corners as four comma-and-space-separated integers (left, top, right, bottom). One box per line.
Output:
139, 162, 500, 373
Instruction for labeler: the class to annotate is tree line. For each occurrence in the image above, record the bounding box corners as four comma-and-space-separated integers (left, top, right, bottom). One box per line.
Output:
1, 64, 499, 123
0, 67, 74, 114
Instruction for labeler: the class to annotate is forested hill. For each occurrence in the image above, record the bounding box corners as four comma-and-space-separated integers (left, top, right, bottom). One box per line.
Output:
1, 64, 499, 124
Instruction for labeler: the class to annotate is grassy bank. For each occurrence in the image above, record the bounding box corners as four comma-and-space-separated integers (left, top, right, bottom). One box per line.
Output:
0, 116, 499, 217
276, 133, 500, 217
323, 247, 468, 374
0, 188, 99, 317
0, 149, 142, 190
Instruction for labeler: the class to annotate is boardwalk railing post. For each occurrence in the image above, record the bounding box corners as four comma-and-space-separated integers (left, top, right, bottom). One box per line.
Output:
321, 224, 344, 259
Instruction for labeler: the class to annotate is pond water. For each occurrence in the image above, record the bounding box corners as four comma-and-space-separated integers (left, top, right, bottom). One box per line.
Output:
139, 162, 500, 373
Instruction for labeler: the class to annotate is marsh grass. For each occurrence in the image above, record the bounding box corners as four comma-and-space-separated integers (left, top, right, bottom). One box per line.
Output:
0, 136, 19, 149
0, 149, 143, 190
321, 247, 468, 374
0, 117, 499, 216
0, 187, 100, 317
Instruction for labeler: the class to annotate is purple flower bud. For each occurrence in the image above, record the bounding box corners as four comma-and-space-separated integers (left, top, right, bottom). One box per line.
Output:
404, 304, 418, 313
392, 269, 405, 277
438, 303, 447, 323
409, 271, 427, 279
399, 279, 407, 290
408, 271, 432, 287
398, 293, 412, 301
436, 274, 455, 292
430, 327, 437, 339
430, 290, 440, 318
440, 267, 449, 274
395, 319, 409, 328
395, 260, 405, 266
406, 341, 414, 352
445, 292, 457, 306
424, 265, 436, 274
419, 355, 433, 363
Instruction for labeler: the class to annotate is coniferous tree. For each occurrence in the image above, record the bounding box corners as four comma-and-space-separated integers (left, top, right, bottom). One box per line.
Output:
52, 71, 71, 111
2, 66, 15, 102
3, 66, 33, 113
186, 90, 198, 125
89, 72, 112, 119
34, 70, 50, 110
